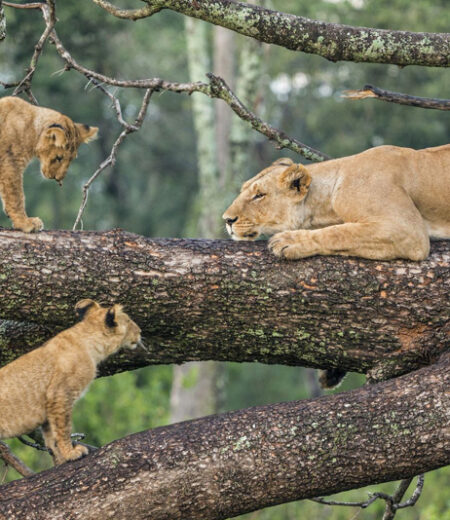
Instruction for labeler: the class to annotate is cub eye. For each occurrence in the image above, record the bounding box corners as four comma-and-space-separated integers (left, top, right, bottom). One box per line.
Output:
252, 192, 265, 201
55, 155, 63, 162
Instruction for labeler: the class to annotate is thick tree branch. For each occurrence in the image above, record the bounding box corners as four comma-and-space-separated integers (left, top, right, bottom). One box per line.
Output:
0, 229, 448, 379
0, 355, 448, 519
91, 0, 450, 67
343, 84, 450, 110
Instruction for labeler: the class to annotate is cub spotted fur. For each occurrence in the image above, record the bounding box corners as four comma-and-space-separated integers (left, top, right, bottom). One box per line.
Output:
0, 300, 141, 465
0, 96, 98, 232
223, 144, 450, 261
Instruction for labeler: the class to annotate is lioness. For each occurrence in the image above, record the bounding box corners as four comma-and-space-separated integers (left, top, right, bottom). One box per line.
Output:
0, 96, 98, 232
223, 144, 450, 260
0, 300, 142, 465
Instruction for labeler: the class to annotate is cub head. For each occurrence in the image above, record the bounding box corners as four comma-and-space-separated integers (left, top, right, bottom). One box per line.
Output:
75, 299, 142, 355
36, 119, 98, 186
222, 158, 311, 240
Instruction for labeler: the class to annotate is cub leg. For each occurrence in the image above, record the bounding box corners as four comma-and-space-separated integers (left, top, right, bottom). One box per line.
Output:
45, 390, 88, 465
0, 166, 43, 232
269, 222, 430, 261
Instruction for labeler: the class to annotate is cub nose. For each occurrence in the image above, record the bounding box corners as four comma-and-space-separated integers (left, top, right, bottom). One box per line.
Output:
225, 216, 238, 226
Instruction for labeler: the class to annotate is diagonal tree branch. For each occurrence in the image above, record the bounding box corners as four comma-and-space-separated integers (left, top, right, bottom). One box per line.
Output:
343, 84, 450, 110
91, 0, 450, 67
0, 442, 34, 478
0, 355, 448, 519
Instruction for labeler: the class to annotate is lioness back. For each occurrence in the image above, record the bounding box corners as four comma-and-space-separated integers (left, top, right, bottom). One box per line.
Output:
0, 96, 98, 232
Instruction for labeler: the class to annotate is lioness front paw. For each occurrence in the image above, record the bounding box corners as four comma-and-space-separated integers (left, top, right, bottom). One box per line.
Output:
268, 230, 314, 259
14, 217, 44, 233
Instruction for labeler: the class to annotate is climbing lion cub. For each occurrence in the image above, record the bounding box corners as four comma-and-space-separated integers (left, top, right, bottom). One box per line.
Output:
0, 300, 142, 465
0, 96, 98, 232
223, 144, 450, 260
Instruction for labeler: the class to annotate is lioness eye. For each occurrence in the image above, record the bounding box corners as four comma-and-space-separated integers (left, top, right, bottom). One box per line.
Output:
252, 192, 265, 201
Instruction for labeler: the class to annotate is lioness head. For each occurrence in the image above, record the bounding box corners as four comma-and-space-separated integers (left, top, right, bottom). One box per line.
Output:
222, 158, 311, 240
75, 299, 142, 354
36, 120, 98, 185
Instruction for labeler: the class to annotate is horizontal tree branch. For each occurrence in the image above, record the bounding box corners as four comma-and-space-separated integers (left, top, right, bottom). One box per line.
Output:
91, 0, 450, 67
343, 84, 450, 110
0, 354, 448, 519
0, 229, 448, 380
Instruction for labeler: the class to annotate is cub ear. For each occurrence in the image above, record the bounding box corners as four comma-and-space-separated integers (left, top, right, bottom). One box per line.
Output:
44, 125, 67, 147
76, 123, 99, 144
278, 163, 311, 197
75, 299, 100, 320
105, 304, 122, 329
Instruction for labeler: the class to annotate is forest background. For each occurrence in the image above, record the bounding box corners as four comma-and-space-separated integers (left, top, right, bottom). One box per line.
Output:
0, 0, 448, 518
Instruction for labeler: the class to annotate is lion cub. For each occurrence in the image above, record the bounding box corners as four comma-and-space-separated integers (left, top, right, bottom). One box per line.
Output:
0, 300, 141, 465
0, 96, 98, 232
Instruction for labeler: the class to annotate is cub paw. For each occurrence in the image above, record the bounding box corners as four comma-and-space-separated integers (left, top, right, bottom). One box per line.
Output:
65, 444, 89, 462
14, 217, 44, 233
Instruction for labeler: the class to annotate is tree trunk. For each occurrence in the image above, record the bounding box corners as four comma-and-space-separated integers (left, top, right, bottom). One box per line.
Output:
0, 0, 5, 42
0, 229, 448, 379
0, 353, 448, 520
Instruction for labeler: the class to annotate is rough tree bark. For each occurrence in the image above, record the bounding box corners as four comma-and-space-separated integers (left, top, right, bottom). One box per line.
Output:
0, 229, 448, 381
92, 0, 450, 67
0, 352, 448, 520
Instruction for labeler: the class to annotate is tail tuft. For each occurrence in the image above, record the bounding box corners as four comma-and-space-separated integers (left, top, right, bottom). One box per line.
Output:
318, 368, 347, 389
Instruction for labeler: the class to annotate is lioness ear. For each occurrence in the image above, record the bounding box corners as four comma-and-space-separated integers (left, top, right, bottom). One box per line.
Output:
76, 123, 99, 144
44, 125, 66, 147
75, 299, 100, 319
105, 304, 123, 328
278, 164, 311, 197
272, 157, 293, 167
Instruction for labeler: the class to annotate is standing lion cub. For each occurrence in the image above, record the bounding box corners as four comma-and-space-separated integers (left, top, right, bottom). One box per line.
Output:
223, 144, 450, 261
0, 300, 142, 465
0, 96, 98, 232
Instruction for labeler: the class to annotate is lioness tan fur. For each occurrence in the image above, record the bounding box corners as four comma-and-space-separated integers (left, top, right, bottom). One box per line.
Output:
0, 300, 141, 465
223, 144, 450, 261
0, 96, 98, 232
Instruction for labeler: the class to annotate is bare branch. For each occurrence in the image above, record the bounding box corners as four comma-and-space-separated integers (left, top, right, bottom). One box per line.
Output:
310, 474, 425, 520
343, 85, 450, 110
0, 441, 34, 478
3, 0, 56, 102
72, 84, 153, 230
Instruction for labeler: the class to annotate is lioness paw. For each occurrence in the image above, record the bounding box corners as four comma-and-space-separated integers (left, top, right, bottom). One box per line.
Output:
269, 231, 314, 260
14, 217, 44, 233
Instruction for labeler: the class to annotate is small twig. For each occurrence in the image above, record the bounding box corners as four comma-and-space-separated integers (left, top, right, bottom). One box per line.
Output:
90, 0, 162, 20
343, 84, 450, 111
72, 86, 153, 230
0, 441, 34, 478
311, 474, 425, 519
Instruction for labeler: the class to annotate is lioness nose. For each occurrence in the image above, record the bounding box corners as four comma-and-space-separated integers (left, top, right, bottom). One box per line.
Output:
225, 216, 238, 225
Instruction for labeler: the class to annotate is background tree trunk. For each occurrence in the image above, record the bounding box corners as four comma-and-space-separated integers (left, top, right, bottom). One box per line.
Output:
0, 229, 448, 380
0, 353, 448, 520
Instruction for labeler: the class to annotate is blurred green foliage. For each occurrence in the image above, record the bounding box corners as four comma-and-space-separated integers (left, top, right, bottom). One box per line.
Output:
0, 0, 448, 517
